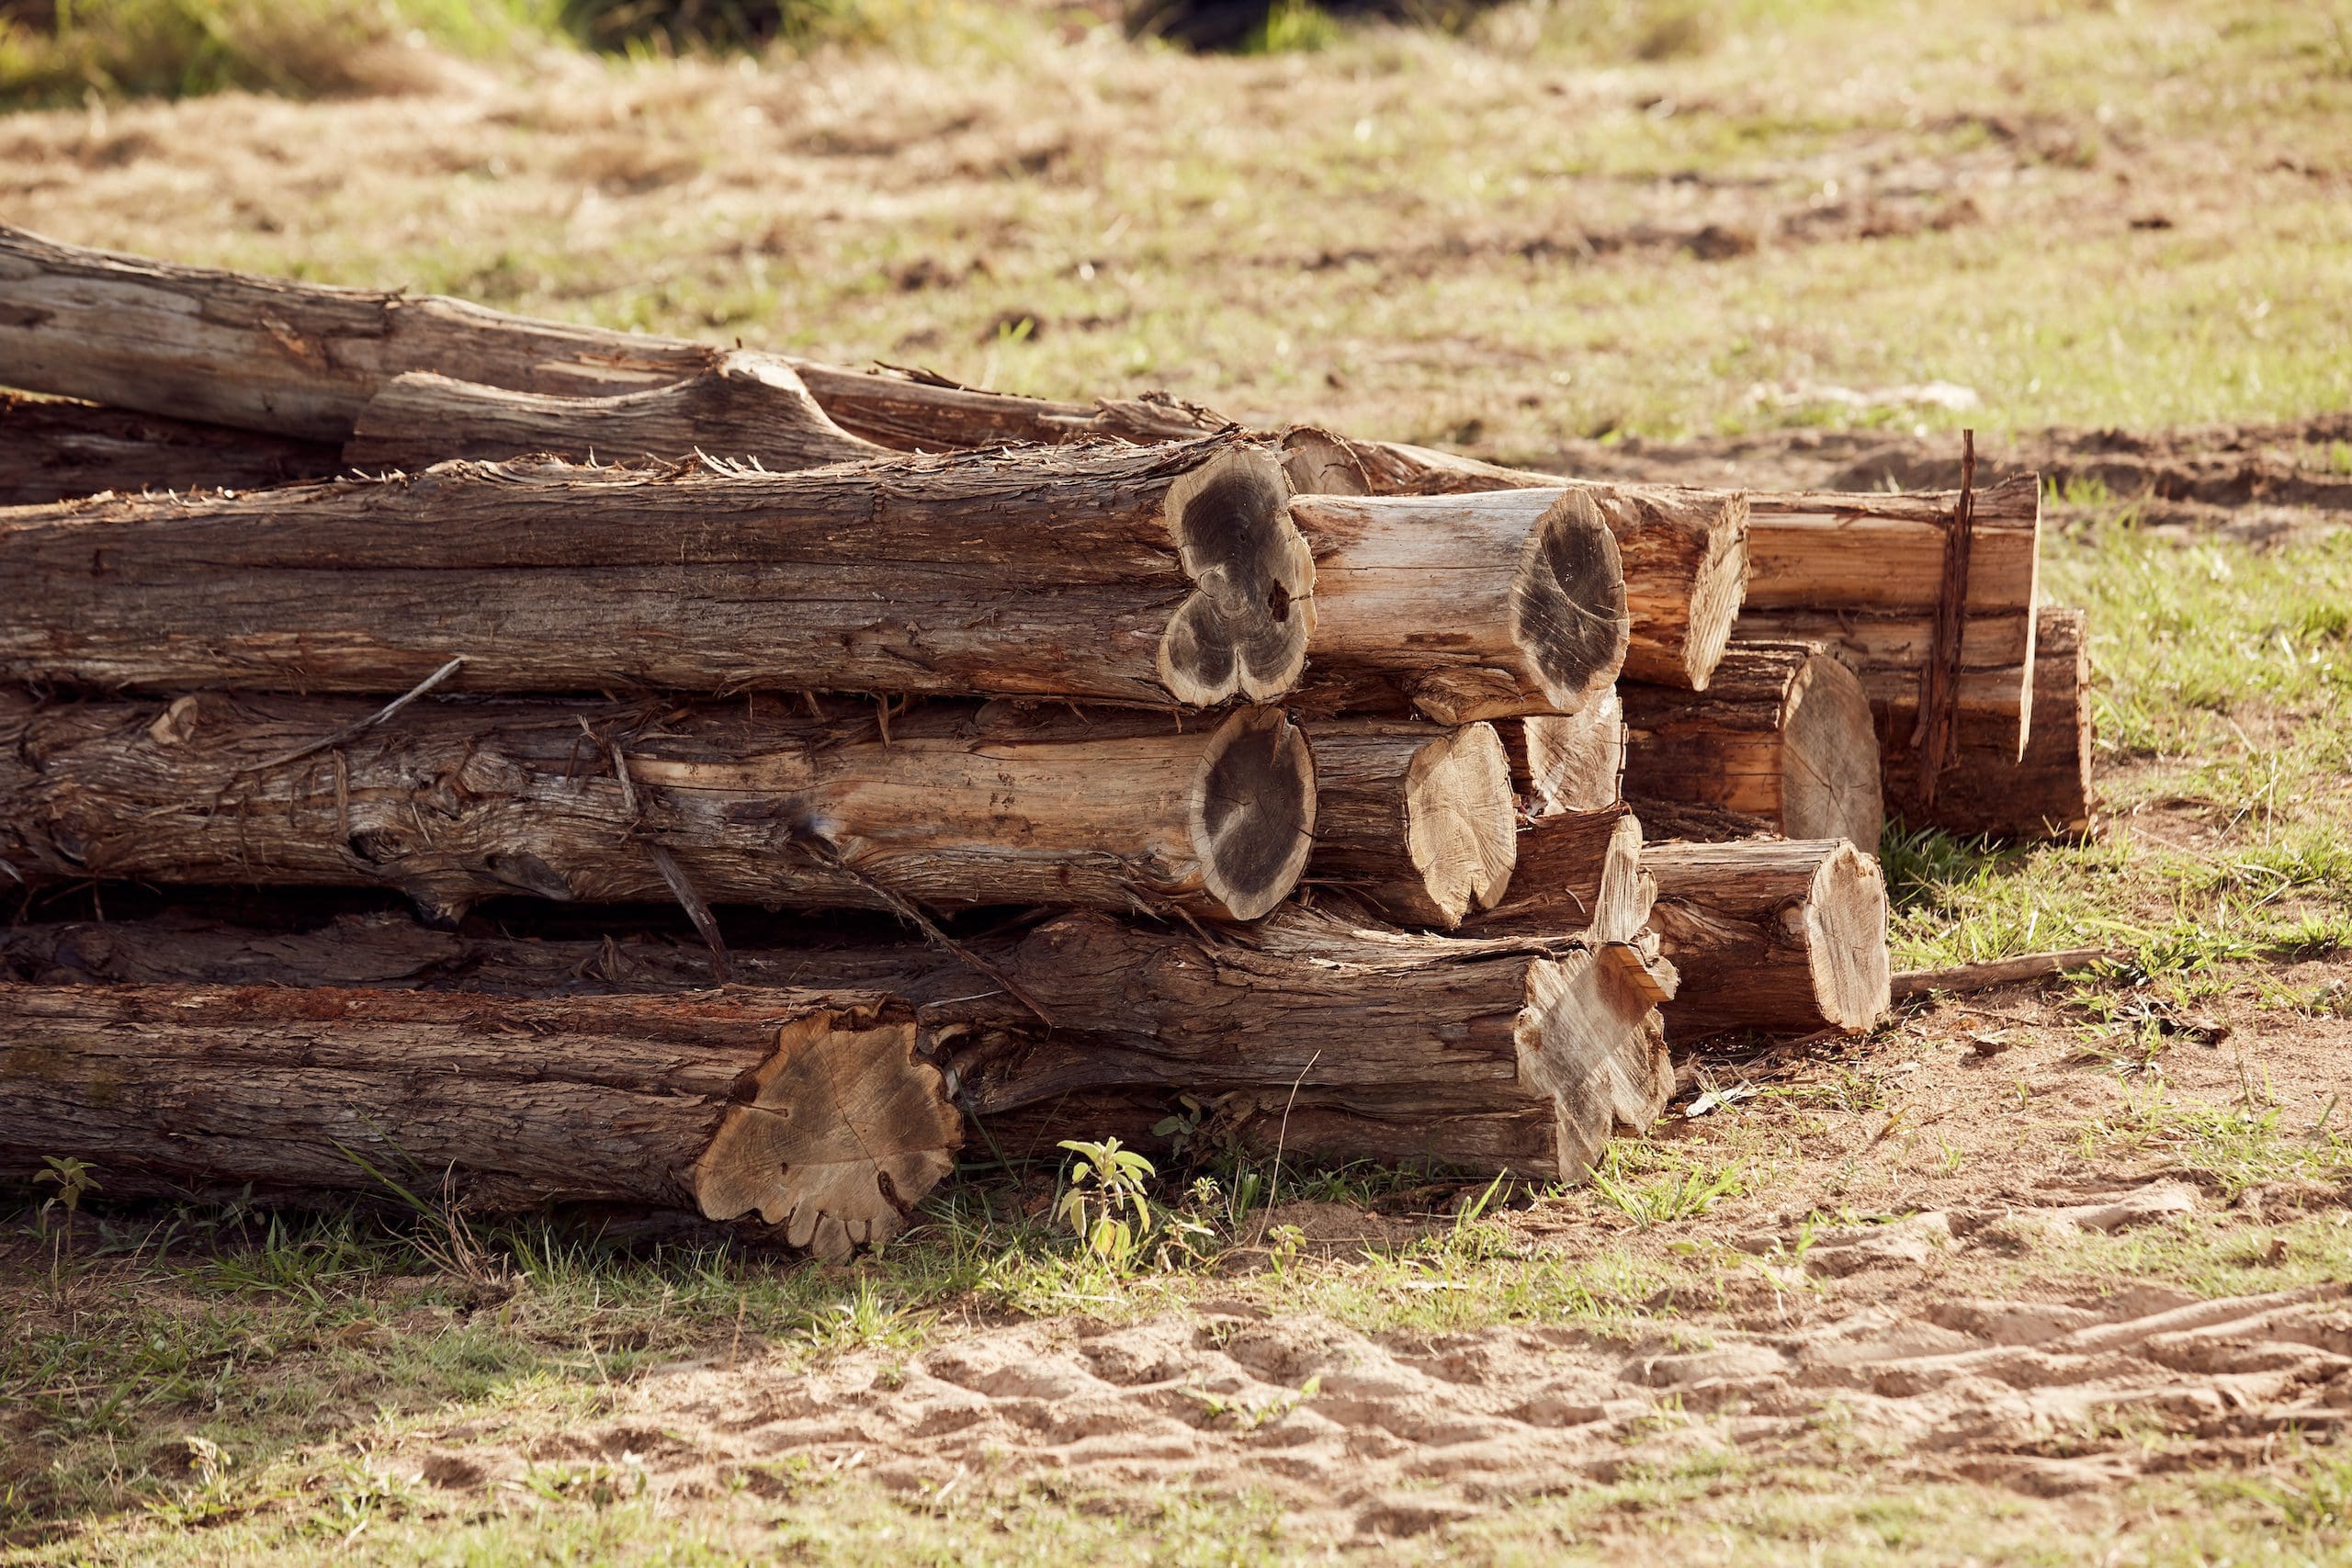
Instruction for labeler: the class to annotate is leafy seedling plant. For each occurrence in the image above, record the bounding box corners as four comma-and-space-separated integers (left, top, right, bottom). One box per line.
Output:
1056, 1138, 1158, 1268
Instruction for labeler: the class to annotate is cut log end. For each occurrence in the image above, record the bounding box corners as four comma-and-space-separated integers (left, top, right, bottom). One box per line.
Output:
1399, 721, 1517, 926
1781, 651, 1885, 851
1678, 518, 1750, 693
692, 1008, 962, 1261
1279, 427, 1371, 497
1510, 489, 1630, 716
1158, 446, 1316, 705
1192, 706, 1317, 921
1516, 947, 1674, 1179
1516, 691, 1625, 815
1805, 842, 1894, 1032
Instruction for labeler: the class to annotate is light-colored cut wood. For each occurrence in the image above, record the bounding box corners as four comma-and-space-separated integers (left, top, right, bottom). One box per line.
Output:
1302, 719, 1514, 928
1510, 690, 1626, 815
1643, 839, 1892, 1039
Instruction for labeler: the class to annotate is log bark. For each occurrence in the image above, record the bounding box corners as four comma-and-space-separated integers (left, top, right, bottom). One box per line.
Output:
1300, 719, 1514, 928
0, 436, 1315, 708
1469, 806, 1648, 942
0, 985, 959, 1258
783, 362, 1226, 451
1621, 643, 1883, 849
0, 393, 339, 505
1883, 607, 2091, 840
343, 354, 884, 470
1294, 437, 1747, 692
1508, 690, 1625, 815
1735, 475, 2043, 766
1642, 839, 1892, 1040
0, 693, 1315, 923
4, 905, 1677, 1183
1285, 488, 1627, 722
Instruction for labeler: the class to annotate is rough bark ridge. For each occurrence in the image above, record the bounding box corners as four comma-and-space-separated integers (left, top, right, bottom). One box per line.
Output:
0, 437, 1314, 707
1317, 440, 1749, 692
1286, 488, 1627, 722
1735, 475, 2043, 766
1882, 606, 2091, 840
3, 904, 1676, 1183
1510, 692, 1626, 816
0, 393, 338, 505
0, 694, 1316, 923
1643, 839, 1893, 1040
344, 353, 884, 470
0, 985, 958, 1258
1621, 643, 1884, 850
1301, 719, 1514, 928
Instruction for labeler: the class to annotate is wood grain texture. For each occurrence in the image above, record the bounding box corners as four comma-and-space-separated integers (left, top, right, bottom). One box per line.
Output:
1643, 838, 1892, 1040
0, 985, 957, 1258
1287, 488, 1627, 722
1881, 607, 2092, 840
1301, 719, 1514, 928
0, 437, 1314, 707
0, 393, 338, 504
1622, 643, 1883, 849
0, 693, 1316, 922
1510, 691, 1626, 815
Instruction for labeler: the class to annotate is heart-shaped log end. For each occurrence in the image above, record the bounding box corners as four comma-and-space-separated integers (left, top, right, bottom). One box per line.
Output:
1158, 446, 1316, 705
693, 1006, 962, 1261
1509, 489, 1630, 716
1189, 705, 1316, 922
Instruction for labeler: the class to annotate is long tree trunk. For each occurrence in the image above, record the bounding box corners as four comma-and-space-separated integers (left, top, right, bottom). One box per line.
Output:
1300, 719, 1514, 928
0, 693, 1316, 923
343, 355, 884, 471
1882, 606, 2091, 840
1508, 691, 1626, 815
1642, 839, 1892, 1039
0, 393, 339, 505
1620, 643, 1884, 849
0, 985, 959, 1259
1284, 488, 1627, 722
0, 436, 1314, 708
1294, 437, 1748, 693
3, 903, 1677, 1183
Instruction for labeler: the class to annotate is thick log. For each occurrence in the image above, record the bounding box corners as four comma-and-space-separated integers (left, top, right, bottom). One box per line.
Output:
1883, 607, 2091, 840
1286, 488, 1626, 723
1643, 839, 1892, 1040
1508, 690, 1625, 815
0, 693, 1315, 923
0, 393, 338, 505
5, 904, 1677, 1183
1735, 475, 2043, 765
343, 355, 883, 470
1301, 719, 1513, 928
0, 437, 1315, 707
0, 985, 959, 1258
1306, 438, 1747, 693
1621, 643, 1883, 849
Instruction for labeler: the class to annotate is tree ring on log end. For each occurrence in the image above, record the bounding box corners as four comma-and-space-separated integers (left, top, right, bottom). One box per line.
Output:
1805, 841, 1894, 1032
1278, 427, 1371, 497
1679, 504, 1751, 692
1400, 722, 1517, 926
1780, 652, 1884, 850
1157, 446, 1316, 705
1190, 705, 1316, 921
693, 1007, 961, 1261
1510, 490, 1629, 716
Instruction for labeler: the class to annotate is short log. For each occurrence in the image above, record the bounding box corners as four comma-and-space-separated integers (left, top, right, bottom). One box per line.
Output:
1643, 839, 1893, 1039
1883, 606, 2092, 840
1301, 719, 1515, 928
1508, 690, 1626, 815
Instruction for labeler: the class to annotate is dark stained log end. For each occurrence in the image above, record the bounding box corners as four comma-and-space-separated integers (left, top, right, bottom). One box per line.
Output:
1510, 488, 1630, 716
1781, 650, 1885, 850
1191, 706, 1317, 921
1805, 841, 1894, 1032
1158, 446, 1317, 705
693, 1006, 962, 1261
1399, 721, 1517, 928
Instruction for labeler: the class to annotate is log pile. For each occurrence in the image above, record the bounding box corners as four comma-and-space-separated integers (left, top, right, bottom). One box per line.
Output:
0, 226, 2095, 1253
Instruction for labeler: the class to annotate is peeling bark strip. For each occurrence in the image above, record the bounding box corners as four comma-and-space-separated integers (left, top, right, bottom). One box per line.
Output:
0, 393, 338, 506
1300, 719, 1515, 929
1621, 643, 1884, 850
1643, 839, 1893, 1040
0, 693, 1315, 923
1286, 488, 1627, 723
1880, 607, 2092, 841
0, 986, 958, 1259
1298, 436, 1749, 693
343, 353, 885, 470
0, 438, 1314, 706
1909, 430, 1979, 813
1509, 690, 1626, 816
3, 905, 1676, 1183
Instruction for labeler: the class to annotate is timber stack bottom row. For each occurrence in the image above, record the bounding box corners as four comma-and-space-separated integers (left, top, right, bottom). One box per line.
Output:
0, 226, 2093, 1256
